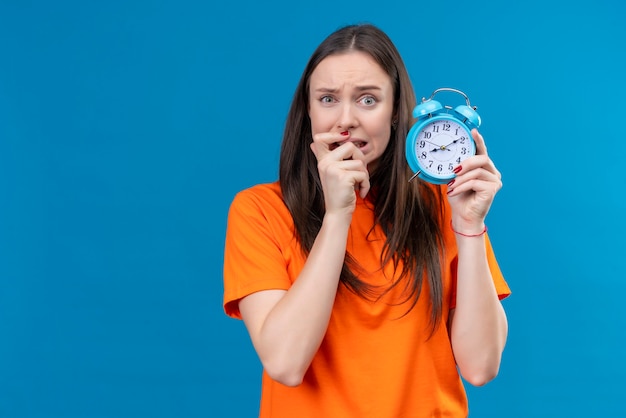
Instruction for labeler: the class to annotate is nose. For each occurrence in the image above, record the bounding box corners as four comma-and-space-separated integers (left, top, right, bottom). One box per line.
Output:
337, 102, 358, 131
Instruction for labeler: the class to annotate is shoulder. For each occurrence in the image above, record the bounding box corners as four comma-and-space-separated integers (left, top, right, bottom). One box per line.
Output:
230, 181, 285, 214
233, 181, 283, 201
228, 181, 294, 229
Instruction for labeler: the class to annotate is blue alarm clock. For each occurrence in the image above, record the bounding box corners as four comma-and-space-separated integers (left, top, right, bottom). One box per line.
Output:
406, 88, 481, 184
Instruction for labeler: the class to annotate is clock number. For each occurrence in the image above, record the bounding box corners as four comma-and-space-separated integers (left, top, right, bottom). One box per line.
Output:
448, 163, 454, 171
461, 147, 467, 155
459, 136, 466, 144
432, 125, 439, 133
443, 123, 450, 131
428, 160, 434, 168
456, 157, 461, 164
419, 140, 425, 148
420, 151, 427, 159
423, 131, 432, 139
437, 164, 443, 173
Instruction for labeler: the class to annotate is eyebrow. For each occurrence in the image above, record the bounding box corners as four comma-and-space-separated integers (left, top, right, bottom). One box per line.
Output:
313, 85, 383, 93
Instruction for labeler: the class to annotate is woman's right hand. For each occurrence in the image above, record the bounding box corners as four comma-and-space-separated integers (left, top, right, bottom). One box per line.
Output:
239, 130, 366, 387
310, 131, 370, 217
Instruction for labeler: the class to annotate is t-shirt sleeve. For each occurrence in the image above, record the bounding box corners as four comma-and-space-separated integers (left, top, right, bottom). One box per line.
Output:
485, 233, 510, 300
222, 188, 292, 319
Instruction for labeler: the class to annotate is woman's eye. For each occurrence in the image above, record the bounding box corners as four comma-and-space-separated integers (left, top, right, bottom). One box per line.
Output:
360, 96, 376, 106
320, 95, 334, 103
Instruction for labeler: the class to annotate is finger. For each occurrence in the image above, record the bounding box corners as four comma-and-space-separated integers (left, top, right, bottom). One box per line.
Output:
454, 154, 501, 180
310, 131, 352, 160
472, 128, 488, 156
453, 167, 501, 187
322, 158, 368, 173
320, 157, 370, 195
337, 167, 370, 198
315, 141, 368, 170
446, 178, 502, 200
448, 167, 502, 194
335, 141, 367, 162
357, 172, 370, 198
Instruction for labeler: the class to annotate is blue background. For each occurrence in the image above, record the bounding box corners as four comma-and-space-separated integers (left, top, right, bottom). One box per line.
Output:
1, 0, 624, 417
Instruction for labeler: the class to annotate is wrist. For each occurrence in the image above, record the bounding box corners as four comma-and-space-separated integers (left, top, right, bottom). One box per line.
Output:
450, 219, 487, 237
322, 211, 353, 229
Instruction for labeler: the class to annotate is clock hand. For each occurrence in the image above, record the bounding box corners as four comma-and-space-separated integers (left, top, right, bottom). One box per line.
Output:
423, 140, 453, 152
430, 145, 453, 152
442, 139, 462, 149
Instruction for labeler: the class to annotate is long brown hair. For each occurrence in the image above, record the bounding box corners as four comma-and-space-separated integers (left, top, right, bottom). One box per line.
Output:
279, 24, 446, 332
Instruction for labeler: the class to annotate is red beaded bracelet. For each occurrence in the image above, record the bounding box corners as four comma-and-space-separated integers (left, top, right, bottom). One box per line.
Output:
450, 220, 487, 237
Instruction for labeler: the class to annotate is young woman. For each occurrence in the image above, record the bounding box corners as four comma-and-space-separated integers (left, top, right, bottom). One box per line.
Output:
223, 23, 510, 418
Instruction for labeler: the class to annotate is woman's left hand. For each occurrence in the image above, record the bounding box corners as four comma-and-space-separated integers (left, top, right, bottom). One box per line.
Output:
446, 129, 502, 233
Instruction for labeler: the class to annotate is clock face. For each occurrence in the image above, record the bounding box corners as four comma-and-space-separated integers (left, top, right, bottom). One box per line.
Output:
413, 118, 475, 180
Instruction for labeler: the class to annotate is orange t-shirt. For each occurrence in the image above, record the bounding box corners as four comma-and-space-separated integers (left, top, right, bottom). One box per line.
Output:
223, 182, 510, 418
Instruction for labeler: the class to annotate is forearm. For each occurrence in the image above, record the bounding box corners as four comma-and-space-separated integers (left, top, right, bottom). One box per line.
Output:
449, 234, 508, 386
254, 213, 350, 385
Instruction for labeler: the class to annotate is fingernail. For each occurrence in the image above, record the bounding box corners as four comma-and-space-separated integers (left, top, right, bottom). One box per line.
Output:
341, 131, 349, 136
447, 179, 455, 187
453, 165, 462, 174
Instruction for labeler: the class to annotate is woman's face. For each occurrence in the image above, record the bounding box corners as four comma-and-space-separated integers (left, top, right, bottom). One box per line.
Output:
308, 51, 395, 172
